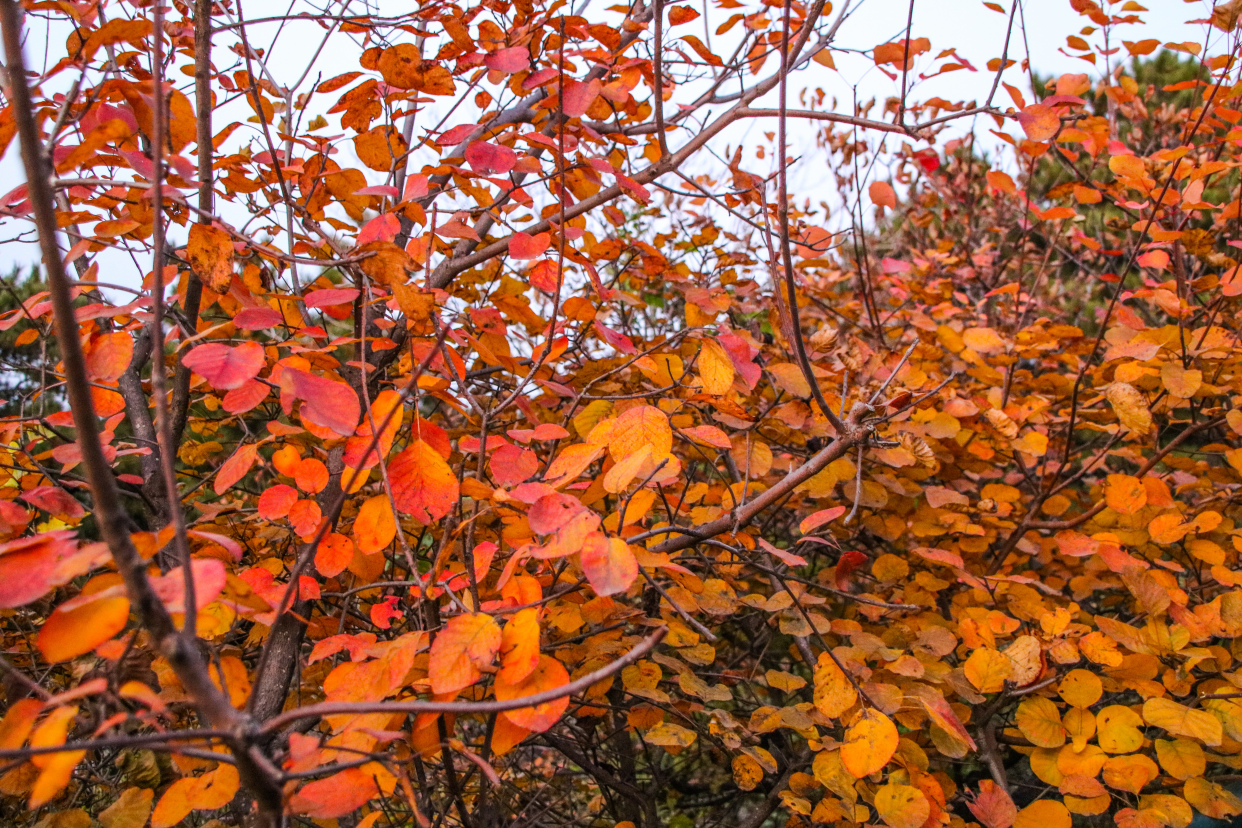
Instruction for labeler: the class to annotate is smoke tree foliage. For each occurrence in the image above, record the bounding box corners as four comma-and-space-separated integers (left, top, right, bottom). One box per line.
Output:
2, 0, 1242, 826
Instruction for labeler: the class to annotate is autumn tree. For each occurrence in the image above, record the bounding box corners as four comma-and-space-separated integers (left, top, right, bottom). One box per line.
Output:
3, 1, 1242, 828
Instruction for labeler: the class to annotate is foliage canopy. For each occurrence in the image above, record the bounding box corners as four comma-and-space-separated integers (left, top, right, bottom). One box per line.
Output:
1, 2, 1242, 828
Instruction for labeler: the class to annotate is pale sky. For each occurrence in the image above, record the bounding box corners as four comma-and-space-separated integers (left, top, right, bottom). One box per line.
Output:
0, 0, 1228, 285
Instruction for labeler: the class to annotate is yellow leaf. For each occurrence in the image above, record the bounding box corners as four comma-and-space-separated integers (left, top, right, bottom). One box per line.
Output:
812, 749, 858, 803
606, 406, 673, 460
1098, 705, 1144, 753
1059, 668, 1103, 708
1155, 738, 1206, 779
964, 648, 1011, 693
1185, 776, 1242, 819
100, 787, 154, 828
1005, 635, 1042, 686
428, 613, 502, 695
1105, 382, 1153, 434
698, 339, 735, 395
1015, 697, 1065, 748
1142, 698, 1222, 746
962, 327, 1007, 355
732, 754, 763, 790
813, 653, 858, 718
766, 362, 813, 397
1161, 362, 1203, 398
1014, 799, 1071, 828
840, 709, 898, 778
875, 783, 930, 828
645, 721, 697, 748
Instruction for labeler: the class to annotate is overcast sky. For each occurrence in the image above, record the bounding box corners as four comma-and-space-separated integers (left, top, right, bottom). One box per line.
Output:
0, 0, 1229, 283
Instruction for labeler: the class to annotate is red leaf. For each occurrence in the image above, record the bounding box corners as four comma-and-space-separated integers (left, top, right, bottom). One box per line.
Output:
561, 79, 602, 117
967, 780, 1017, 828
222, 379, 269, 414
20, 486, 85, 519
717, 332, 761, 389
357, 213, 400, 244
489, 444, 538, 487
182, 341, 265, 390
0, 531, 93, 608
834, 551, 868, 591
528, 492, 584, 535
465, 141, 518, 176
150, 559, 227, 614
370, 596, 403, 629
233, 307, 284, 330
258, 484, 298, 520
283, 368, 361, 437
509, 231, 551, 260
485, 47, 529, 74
304, 288, 360, 309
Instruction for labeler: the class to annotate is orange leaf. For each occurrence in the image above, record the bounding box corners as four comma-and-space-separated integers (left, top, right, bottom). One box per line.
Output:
29, 706, 84, 808
315, 533, 355, 578
1105, 474, 1147, 515
37, 594, 129, 662
85, 332, 134, 382
869, 180, 897, 210
429, 612, 502, 694
800, 506, 846, 534
667, 5, 700, 24
873, 38, 930, 69
354, 494, 397, 554
496, 654, 570, 732
579, 533, 638, 596
499, 607, 541, 685
257, 484, 298, 520
293, 457, 329, 494
1108, 154, 1146, 179
1016, 103, 1059, 141
344, 389, 406, 472
390, 439, 459, 522
213, 444, 259, 496
289, 766, 382, 818
187, 223, 235, 293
